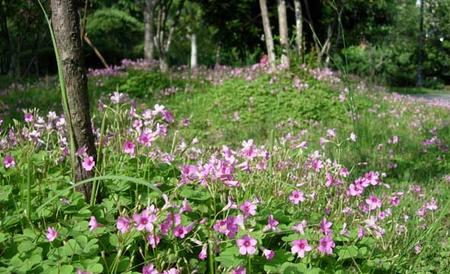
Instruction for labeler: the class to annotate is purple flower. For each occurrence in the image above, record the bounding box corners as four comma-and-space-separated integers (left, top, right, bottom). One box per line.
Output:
239, 200, 257, 217
232, 266, 246, 274
366, 194, 382, 210
116, 216, 131, 233
82, 156, 95, 171
291, 239, 312, 258
123, 140, 135, 155
173, 224, 193, 239
88, 216, 101, 231
147, 233, 160, 249
317, 236, 335, 255
263, 215, 279, 231
46, 227, 58, 242
134, 209, 157, 232
236, 234, 257, 255
3, 155, 15, 168
289, 190, 305, 205
24, 113, 33, 123
198, 244, 208, 261
263, 248, 275, 260
142, 264, 159, 274
320, 218, 333, 235
292, 220, 307, 234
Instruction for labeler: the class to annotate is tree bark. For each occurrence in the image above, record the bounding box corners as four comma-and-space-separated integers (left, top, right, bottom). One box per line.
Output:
51, 0, 97, 200
294, 0, 303, 60
277, 0, 289, 67
258, 0, 276, 68
416, 0, 424, 87
190, 33, 197, 69
144, 0, 156, 60
0, 0, 11, 74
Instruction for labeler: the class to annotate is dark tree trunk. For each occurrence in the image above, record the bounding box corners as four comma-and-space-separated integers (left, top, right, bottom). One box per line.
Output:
51, 0, 97, 200
0, 0, 11, 74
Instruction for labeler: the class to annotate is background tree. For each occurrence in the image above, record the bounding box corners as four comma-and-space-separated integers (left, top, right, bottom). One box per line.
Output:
259, 0, 276, 68
277, 0, 289, 66
144, 0, 157, 60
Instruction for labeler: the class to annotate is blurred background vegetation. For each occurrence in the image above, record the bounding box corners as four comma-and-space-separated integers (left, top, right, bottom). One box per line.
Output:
0, 0, 449, 87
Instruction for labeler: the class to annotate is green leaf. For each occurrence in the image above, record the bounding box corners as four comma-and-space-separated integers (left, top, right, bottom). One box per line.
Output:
179, 186, 211, 201
18, 240, 35, 253
87, 263, 104, 273
0, 185, 12, 202
338, 246, 359, 260
215, 246, 244, 268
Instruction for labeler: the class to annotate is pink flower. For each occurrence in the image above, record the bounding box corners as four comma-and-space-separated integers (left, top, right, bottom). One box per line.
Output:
232, 266, 246, 274
318, 236, 335, 255
116, 216, 131, 233
198, 244, 208, 261
320, 218, 332, 235
123, 140, 135, 155
173, 224, 193, 239
139, 132, 154, 147
161, 110, 174, 123
134, 209, 157, 232
348, 185, 363, 197
147, 233, 160, 248
358, 226, 365, 239
162, 268, 179, 274
263, 248, 275, 260
390, 195, 401, 206
289, 190, 305, 205
46, 227, 58, 242
24, 113, 33, 123
88, 216, 101, 231
425, 198, 438, 211
142, 264, 159, 274
180, 198, 192, 213
366, 194, 382, 210
82, 156, 95, 171
414, 244, 422, 254
239, 200, 257, 217
264, 215, 279, 231
236, 235, 257, 255
76, 268, 91, 274
292, 220, 307, 234
3, 155, 15, 168
291, 239, 312, 258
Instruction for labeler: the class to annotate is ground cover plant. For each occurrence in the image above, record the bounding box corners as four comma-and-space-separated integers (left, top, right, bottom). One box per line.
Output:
1, 61, 450, 273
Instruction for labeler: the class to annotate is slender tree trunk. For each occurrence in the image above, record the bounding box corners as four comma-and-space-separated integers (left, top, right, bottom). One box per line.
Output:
215, 45, 221, 67
0, 0, 11, 74
416, 0, 424, 87
51, 0, 97, 200
277, 0, 289, 66
144, 0, 155, 60
190, 33, 197, 69
258, 0, 276, 68
294, 0, 303, 60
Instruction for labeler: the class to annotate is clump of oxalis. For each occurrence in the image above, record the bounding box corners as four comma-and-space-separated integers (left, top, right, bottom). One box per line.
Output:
0, 80, 449, 273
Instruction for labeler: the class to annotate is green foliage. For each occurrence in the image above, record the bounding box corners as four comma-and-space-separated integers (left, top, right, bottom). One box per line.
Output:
86, 8, 143, 63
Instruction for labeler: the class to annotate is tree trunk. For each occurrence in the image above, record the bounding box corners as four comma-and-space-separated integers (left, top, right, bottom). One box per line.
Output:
190, 33, 197, 69
277, 0, 289, 67
51, 0, 97, 200
258, 0, 276, 68
144, 0, 155, 60
416, 0, 424, 87
0, 0, 11, 74
294, 0, 303, 60
159, 56, 168, 72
